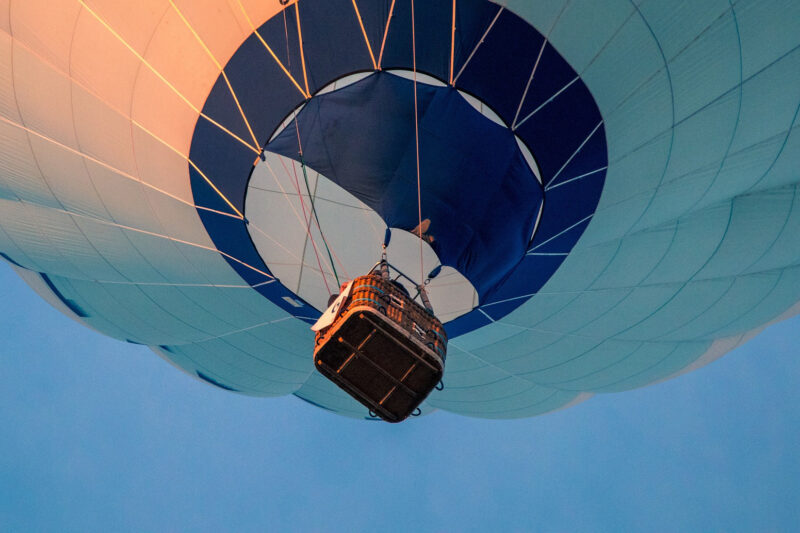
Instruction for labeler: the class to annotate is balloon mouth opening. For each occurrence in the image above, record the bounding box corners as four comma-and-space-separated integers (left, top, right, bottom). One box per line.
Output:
190, 0, 607, 335
252, 70, 544, 312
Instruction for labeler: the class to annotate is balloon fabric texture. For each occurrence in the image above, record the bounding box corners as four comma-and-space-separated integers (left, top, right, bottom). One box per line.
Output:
0, 0, 798, 419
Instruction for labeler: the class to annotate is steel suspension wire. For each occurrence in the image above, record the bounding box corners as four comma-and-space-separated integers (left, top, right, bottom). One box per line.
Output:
283, 144, 333, 296
411, 0, 424, 285
299, 153, 341, 286
274, 9, 344, 295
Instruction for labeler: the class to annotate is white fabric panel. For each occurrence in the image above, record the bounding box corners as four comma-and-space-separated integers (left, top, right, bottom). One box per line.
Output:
8, 0, 82, 73
662, 6, 740, 122
580, 8, 666, 118
160, 343, 300, 396
68, 5, 149, 117
25, 135, 112, 220
0, 223, 39, 270
659, 274, 782, 342
555, 341, 680, 392
633, 94, 741, 230
0, 32, 19, 122
0, 1, 9, 35
590, 341, 710, 393
733, 0, 800, 78
0, 200, 110, 279
706, 49, 800, 200
751, 118, 800, 194
698, 191, 793, 278
168, 0, 254, 68
72, 85, 139, 179
0, 121, 61, 208
13, 43, 79, 151
294, 372, 378, 418
142, 6, 220, 114
548, 0, 634, 75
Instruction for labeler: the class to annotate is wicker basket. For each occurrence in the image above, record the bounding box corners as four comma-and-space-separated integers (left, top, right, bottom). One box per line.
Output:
313, 274, 447, 422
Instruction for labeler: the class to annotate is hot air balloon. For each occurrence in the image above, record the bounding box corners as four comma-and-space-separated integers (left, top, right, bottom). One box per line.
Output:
0, 0, 798, 419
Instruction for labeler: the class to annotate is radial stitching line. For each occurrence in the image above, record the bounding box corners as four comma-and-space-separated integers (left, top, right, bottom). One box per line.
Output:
78, 0, 258, 154
449, 0, 456, 84
528, 213, 593, 253
511, 0, 572, 129
11, 6, 285, 348
233, 0, 309, 98
0, 112, 237, 220
549, 121, 604, 186
6, 17, 129, 289
294, 1, 311, 96
443, 341, 573, 396
514, 76, 579, 130
68, 3, 189, 314
377, 0, 396, 69
546, 166, 608, 192
595, 119, 799, 229
50, 6, 248, 218
167, 0, 260, 149
280, 157, 333, 294
677, 2, 743, 219
39, 203, 274, 280
351, 0, 378, 69
258, 155, 352, 273
452, 5, 504, 83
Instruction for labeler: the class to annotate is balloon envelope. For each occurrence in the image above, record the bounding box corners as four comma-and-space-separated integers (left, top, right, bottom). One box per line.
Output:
0, 0, 799, 419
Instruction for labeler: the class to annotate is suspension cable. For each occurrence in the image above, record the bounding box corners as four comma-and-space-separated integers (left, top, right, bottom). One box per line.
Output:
299, 153, 341, 286
411, 0, 424, 285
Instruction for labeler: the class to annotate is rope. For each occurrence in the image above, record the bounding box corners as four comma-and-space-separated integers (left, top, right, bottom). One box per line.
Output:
280, 9, 344, 292
286, 156, 333, 295
282, 8, 291, 67
299, 154, 341, 286
411, 0, 424, 285
291, 107, 343, 287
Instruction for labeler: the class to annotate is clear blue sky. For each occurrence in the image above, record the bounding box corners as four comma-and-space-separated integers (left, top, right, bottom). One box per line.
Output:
1, 260, 798, 532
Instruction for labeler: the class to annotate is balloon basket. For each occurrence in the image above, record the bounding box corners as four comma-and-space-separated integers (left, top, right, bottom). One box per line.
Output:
312, 273, 447, 422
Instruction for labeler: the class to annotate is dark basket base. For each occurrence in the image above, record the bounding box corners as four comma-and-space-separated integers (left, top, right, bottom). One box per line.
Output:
314, 307, 444, 423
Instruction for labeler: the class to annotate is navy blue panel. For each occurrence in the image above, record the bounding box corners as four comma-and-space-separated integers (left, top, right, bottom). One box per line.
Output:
546, 127, 608, 189
159, 345, 175, 354
380, 0, 451, 80
267, 72, 541, 299
201, 75, 253, 144
515, 80, 603, 186
196, 371, 239, 392
455, 9, 546, 124
190, 119, 256, 212
189, 166, 237, 215
0, 251, 23, 268
515, 43, 580, 123
258, 4, 311, 94
222, 32, 306, 141
189, 0, 607, 337
452, 0, 506, 76
444, 308, 493, 338
197, 212, 267, 285
269, 74, 422, 205
532, 176, 604, 251
481, 254, 567, 306
531, 217, 594, 256
297, 0, 376, 89
40, 273, 89, 318
356, 0, 393, 61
